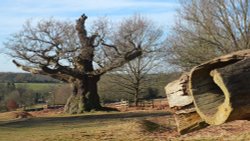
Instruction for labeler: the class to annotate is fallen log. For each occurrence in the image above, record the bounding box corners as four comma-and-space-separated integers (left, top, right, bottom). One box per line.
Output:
189, 49, 250, 125
165, 49, 250, 134
165, 73, 192, 108
165, 73, 208, 134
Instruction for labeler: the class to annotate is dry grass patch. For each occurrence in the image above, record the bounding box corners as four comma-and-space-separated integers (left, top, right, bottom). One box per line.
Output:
172, 120, 250, 141
0, 111, 32, 121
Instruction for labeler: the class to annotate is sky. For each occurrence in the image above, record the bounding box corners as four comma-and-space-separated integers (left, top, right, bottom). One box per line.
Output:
0, 0, 179, 72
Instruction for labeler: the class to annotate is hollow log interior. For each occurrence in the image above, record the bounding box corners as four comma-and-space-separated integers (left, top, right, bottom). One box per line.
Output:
190, 59, 241, 125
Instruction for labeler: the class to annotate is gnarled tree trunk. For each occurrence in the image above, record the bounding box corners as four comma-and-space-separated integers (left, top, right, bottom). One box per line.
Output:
64, 75, 101, 114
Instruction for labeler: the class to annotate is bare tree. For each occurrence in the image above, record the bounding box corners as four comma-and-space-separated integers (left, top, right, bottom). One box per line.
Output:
51, 84, 72, 105
166, 0, 250, 70
110, 15, 164, 106
5, 14, 142, 113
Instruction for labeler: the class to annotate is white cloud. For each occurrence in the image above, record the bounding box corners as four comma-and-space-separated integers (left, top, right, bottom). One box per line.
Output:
1, 0, 179, 17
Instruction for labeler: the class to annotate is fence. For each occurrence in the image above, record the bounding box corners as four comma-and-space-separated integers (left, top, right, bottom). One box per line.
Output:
105, 98, 169, 110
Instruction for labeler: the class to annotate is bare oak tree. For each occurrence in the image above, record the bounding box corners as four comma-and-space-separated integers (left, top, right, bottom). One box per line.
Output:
166, 0, 250, 70
5, 14, 142, 113
110, 15, 164, 106
112, 56, 162, 106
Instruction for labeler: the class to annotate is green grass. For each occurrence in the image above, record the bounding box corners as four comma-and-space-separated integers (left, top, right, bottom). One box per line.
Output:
0, 82, 62, 92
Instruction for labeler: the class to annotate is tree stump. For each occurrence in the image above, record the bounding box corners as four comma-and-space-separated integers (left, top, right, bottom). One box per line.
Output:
189, 49, 250, 125
165, 73, 208, 134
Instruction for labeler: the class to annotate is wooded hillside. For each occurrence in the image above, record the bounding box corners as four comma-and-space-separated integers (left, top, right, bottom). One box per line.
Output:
0, 72, 180, 106
0, 73, 59, 83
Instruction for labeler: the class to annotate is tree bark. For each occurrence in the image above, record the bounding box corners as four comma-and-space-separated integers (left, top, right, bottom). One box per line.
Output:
64, 76, 101, 114
134, 93, 139, 107
133, 87, 140, 107
63, 14, 101, 114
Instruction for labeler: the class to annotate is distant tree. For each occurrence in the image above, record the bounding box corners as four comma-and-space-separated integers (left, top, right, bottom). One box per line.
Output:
4, 89, 20, 111
0, 84, 7, 111
6, 99, 18, 111
19, 89, 35, 108
98, 74, 130, 103
0, 83, 36, 111
0, 73, 59, 83
4, 88, 35, 109
144, 87, 159, 100
6, 82, 16, 90
166, 0, 250, 70
49, 84, 72, 105
5, 14, 143, 113
110, 15, 164, 106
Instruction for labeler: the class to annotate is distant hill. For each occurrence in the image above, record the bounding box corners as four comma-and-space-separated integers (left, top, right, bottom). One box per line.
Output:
0, 72, 59, 83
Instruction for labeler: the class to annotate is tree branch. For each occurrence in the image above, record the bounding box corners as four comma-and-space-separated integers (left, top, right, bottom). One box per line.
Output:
90, 48, 142, 76
101, 42, 121, 55
76, 14, 88, 47
13, 60, 72, 82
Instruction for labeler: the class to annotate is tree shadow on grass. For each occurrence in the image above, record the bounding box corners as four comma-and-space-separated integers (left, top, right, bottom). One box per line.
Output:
0, 111, 171, 128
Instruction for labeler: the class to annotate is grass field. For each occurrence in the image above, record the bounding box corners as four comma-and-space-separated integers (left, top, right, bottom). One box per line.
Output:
0, 119, 144, 141
0, 82, 62, 92
15, 83, 62, 91
0, 111, 175, 141
1, 110, 250, 141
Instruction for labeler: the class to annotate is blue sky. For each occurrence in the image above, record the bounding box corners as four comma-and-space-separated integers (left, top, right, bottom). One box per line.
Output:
0, 0, 179, 72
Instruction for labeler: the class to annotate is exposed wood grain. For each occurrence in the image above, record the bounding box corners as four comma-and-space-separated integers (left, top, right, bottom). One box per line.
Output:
165, 74, 192, 108
174, 111, 208, 135
165, 73, 207, 134
212, 58, 250, 122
